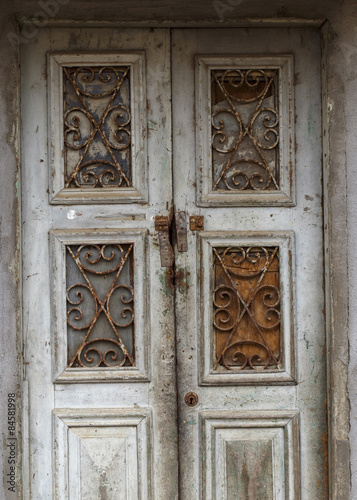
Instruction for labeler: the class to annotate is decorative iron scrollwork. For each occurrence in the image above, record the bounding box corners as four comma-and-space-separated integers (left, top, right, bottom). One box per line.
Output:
211, 69, 280, 192
66, 243, 135, 368
63, 66, 132, 189
213, 246, 281, 371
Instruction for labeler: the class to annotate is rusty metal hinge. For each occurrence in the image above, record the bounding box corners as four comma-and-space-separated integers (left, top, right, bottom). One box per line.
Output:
155, 215, 174, 267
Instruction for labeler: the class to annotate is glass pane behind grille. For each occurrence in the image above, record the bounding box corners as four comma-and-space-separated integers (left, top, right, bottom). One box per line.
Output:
63, 66, 132, 189
66, 243, 135, 368
211, 69, 280, 192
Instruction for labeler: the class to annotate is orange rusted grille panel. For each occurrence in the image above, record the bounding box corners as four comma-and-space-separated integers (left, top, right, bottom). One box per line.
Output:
213, 246, 280, 371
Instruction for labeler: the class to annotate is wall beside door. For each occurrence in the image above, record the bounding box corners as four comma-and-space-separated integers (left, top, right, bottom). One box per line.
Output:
0, 0, 355, 499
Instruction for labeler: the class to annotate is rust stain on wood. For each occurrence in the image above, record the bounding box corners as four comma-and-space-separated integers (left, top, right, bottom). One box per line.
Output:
175, 268, 190, 294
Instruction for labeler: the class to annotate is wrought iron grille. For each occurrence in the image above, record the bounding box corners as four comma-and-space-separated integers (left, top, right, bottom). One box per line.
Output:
63, 66, 132, 188
211, 69, 280, 191
66, 243, 135, 368
213, 246, 281, 371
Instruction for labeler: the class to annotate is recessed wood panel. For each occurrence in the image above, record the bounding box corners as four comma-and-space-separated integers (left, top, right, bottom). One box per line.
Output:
53, 409, 153, 500
69, 427, 133, 499
200, 410, 300, 500
226, 440, 274, 500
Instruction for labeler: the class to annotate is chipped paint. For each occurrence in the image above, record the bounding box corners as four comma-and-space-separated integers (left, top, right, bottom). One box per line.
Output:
159, 268, 175, 296
0, 6, 354, 500
174, 267, 191, 295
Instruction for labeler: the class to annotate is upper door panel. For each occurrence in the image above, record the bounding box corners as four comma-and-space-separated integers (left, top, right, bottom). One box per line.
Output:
49, 52, 148, 204
196, 54, 294, 206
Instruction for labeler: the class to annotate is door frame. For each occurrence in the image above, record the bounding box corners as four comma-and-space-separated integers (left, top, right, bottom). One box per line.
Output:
1, 15, 349, 500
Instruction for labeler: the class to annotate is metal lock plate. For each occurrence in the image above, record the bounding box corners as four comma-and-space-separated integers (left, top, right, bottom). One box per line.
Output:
175, 211, 188, 252
155, 215, 174, 267
184, 392, 199, 406
189, 215, 204, 231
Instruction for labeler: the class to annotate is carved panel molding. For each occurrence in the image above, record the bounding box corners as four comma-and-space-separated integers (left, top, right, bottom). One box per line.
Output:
53, 408, 153, 500
50, 229, 149, 383
196, 55, 294, 206
48, 52, 147, 204
198, 232, 296, 385
200, 410, 300, 500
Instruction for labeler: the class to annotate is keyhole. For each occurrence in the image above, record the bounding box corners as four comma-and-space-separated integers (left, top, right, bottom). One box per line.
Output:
184, 391, 198, 406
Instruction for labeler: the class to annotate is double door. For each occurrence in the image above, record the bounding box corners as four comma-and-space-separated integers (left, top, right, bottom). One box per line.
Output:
21, 27, 326, 499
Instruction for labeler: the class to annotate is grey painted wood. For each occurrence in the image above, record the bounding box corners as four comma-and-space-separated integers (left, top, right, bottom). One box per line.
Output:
14, 18, 352, 499
0, 3, 355, 499
172, 27, 326, 499
21, 28, 179, 499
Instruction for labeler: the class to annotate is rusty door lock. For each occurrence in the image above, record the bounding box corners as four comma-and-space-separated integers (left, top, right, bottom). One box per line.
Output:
184, 392, 199, 406
155, 215, 174, 268
175, 211, 188, 252
189, 215, 204, 231
155, 213, 204, 267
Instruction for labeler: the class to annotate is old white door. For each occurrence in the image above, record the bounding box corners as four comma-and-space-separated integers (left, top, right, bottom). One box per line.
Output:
22, 26, 327, 499
21, 28, 179, 499
172, 28, 327, 499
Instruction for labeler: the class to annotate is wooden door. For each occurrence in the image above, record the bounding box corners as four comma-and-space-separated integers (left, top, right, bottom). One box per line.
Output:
21, 28, 179, 499
21, 26, 327, 499
172, 28, 327, 499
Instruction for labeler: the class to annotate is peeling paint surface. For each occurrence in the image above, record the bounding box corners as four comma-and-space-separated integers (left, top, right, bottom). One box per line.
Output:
0, 1, 354, 499
172, 26, 328, 500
